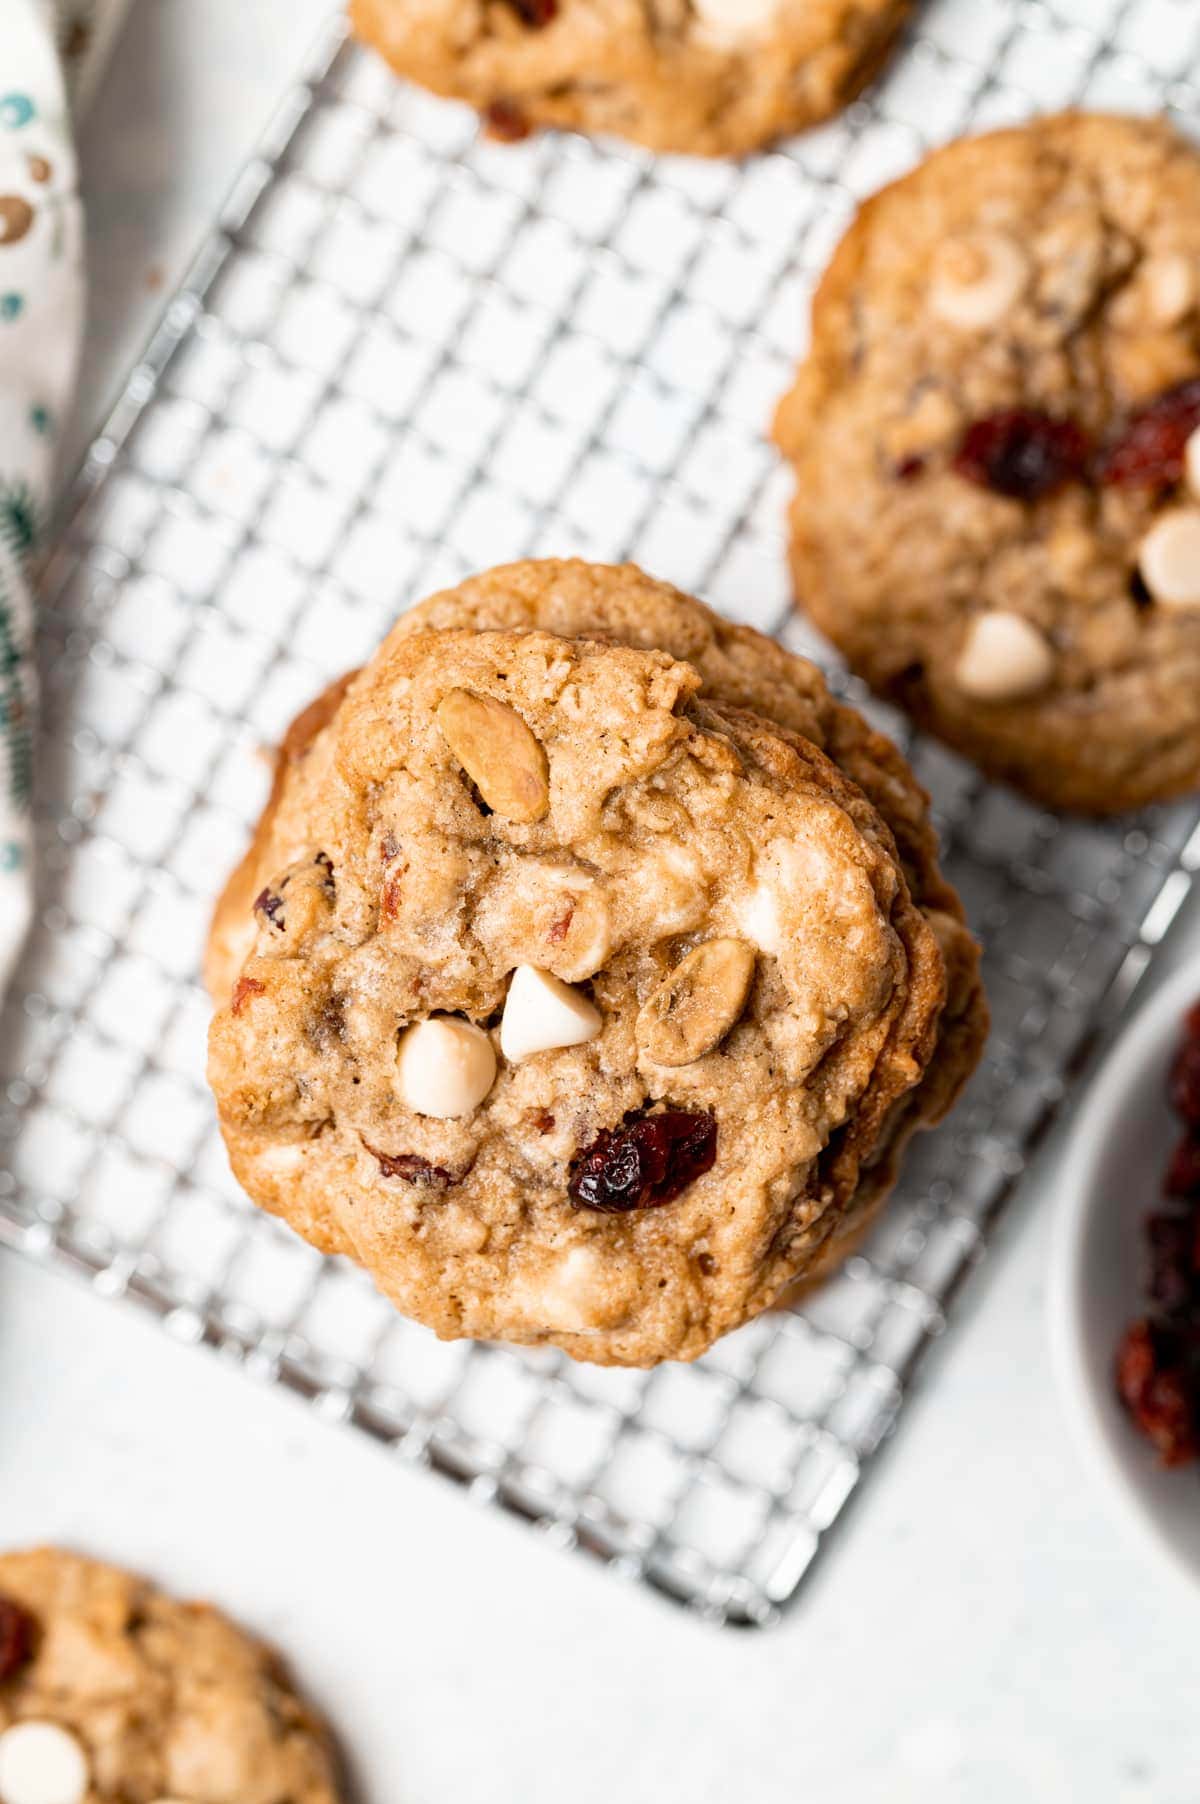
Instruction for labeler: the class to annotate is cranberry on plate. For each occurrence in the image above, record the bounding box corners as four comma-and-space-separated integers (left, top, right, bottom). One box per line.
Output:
1116, 1001, 1200, 1465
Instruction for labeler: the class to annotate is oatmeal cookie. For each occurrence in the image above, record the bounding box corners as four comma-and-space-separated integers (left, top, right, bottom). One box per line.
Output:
349, 0, 912, 157
775, 112, 1200, 814
0, 1548, 342, 1804
389, 559, 988, 1278
208, 561, 984, 1366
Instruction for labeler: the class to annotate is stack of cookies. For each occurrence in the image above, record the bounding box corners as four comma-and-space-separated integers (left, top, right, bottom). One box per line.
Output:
207, 562, 986, 1367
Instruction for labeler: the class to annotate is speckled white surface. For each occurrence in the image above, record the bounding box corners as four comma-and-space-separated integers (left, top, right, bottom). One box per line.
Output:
4, 3, 1200, 1800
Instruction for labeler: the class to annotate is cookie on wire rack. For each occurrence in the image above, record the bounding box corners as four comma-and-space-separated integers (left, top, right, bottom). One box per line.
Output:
349, 0, 913, 157
775, 111, 1200, 815
0, 1548, 344, 1804
207, 560, 985, 1368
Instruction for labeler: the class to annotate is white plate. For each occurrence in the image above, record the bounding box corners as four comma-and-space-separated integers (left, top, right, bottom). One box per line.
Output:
1050, 962, 1200, 1595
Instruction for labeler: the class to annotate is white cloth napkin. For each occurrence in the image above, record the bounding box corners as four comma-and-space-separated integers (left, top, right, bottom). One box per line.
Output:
0, 0, 127, 990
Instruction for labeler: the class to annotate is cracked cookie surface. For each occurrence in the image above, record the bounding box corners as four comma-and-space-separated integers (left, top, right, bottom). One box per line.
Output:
208, 561, 984, 1367
775, 112, 1200, 814
0, 1548, 342, 1804
349, 0, 911, 156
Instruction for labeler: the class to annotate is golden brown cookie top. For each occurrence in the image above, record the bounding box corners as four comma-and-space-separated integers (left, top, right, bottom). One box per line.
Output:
209, 581, 949, 1366
776, 112, 1200, 813
397, 558, 967, 924
350, 0, 911, 156
0, 1549, 342, 1804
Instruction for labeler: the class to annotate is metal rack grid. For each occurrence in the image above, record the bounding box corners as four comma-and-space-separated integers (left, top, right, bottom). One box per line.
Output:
4, 0, 1200, 1627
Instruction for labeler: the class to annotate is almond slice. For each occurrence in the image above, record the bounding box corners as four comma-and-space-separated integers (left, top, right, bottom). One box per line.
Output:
435, 689, 549, 823
638, 938, 756, 1067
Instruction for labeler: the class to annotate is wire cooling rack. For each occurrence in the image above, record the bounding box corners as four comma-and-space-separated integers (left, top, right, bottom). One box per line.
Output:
4, 1, 1200, 1627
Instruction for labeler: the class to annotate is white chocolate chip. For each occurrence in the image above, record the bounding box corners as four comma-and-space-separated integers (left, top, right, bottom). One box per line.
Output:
508, 1242, 634, 1336
0, 1723, 89, 1804
954, 611, 1054, 702
691, 0, 780, 49
930, 231, 1029, 331
734, 883, 783, 958
1143, 251, 1195, 326
1185, 425, 1200, 501
1113, 251, 1196, 330
530, 1246, 605, 1332
395, 1016, 496, 1118
1138, 508, 1200, 609
500, 965, 601, 1064
252, 1142, 305, 1177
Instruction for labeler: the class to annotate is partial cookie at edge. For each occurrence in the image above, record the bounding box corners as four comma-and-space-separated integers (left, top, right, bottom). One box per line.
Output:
775, 112, 1200, 813
349, 0, 912, 157
0, 1547, 344, 1804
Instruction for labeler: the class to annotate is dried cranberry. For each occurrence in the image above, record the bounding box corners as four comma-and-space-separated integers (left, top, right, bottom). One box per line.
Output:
1115, 1319, 1200, 1466
315, 851, 335, 897
253, 888, 286, 931
364, 1142, 457, 1187
1114, 999, 1200, 1467
1169, 1036, 1200, 1124
381, 874, 403, 921
484, 100, 532, 143
547, 903, 575, 945
895, 453, 926, 482
953, 410, 1090, 501
1116, 1317, 1156, 1404
231, 975, 266, 1016
569, 1109, 717, 1214
1165, 1132, 1200, 1198
507, 0, 557, 23
0, 1596, 35, 1682
1095, 377, 1200, 489
1146, 1211, 1200, 1316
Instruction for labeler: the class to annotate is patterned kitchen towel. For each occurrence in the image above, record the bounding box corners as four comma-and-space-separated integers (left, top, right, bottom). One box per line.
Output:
55, 0, 134, 109
0, 0, 128, 991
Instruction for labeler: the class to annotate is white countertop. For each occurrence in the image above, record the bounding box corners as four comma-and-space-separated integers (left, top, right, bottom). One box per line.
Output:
5, 5, 1200, 1800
